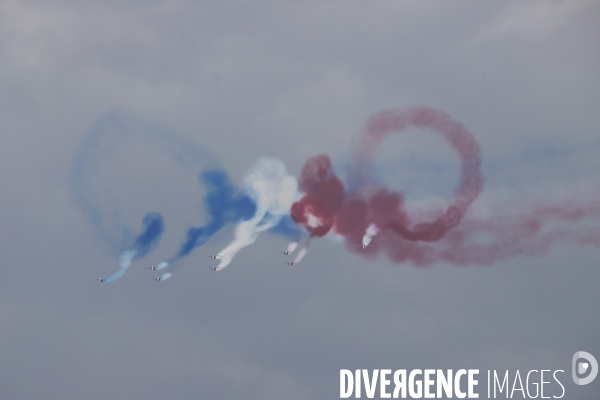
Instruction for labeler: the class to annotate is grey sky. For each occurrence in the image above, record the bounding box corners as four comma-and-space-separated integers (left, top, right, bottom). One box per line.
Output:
0, 1, 599, 399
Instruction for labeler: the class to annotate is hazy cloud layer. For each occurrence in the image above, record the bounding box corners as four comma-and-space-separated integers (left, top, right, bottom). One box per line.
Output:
0, 1, 599, 399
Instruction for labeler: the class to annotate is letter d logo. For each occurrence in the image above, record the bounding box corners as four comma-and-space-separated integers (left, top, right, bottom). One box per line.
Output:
572, 351, 598, 385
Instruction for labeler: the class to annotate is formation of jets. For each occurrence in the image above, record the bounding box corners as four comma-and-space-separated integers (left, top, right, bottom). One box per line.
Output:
97, 244, 356, 282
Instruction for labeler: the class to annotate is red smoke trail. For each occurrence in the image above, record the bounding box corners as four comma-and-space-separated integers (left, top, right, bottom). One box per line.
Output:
433, 201, 600, 265
350, 107, 484, 242
291, 106, 600, 266
290, 154, 345, 237
293, 106, 483, 242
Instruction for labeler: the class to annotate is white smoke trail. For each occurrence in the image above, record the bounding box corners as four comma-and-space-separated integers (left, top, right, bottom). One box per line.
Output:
158, 272, 173, 281
215, 158, 298, 271
291, 246, 308, 265
361, 223, 380, 247
104, 249, 137, 282
286, 241, 298, 254
154, 261, 169, 270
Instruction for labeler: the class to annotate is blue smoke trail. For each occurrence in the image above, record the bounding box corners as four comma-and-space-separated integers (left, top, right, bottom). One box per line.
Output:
104, 212, 164, 282
72, 109, 218, 281
131, 212, 165, 258
157, 158, 302, 279
73, 109, 302, 282
171, 170, 256, 260
209, 158, 301, 272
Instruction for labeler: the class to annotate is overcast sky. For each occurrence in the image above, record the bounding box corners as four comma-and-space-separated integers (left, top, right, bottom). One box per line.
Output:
1, 1, 599, 399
